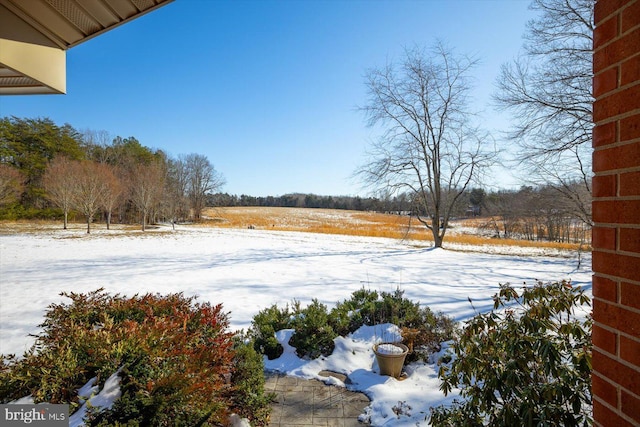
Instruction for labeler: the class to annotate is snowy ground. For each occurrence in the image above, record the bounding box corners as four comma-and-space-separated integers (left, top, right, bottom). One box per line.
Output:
0, 224, 592, 425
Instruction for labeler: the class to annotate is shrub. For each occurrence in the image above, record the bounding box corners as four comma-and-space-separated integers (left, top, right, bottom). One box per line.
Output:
251, 303, 295, 359
228, 335, 274, 426
250, 288, 455, 363
0, 289, 270, 426
330, 288, 380, 336
330, 288, 456, 362
289, 299, 337, 359
331, 287, 423, 330
0, 204, 66, 220
430, 281, 592, 427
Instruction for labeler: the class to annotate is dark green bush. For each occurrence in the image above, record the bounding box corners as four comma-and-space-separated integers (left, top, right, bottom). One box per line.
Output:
330, 288, 380, 336
430, 281, 592, 427
289, 299, 337, 359
250, 288, 455, 362
230, 335, 275, 426
330, 288, 456, 362
0, 204, 66, 220
251, 303, 295, 360
0, 289, 271, 426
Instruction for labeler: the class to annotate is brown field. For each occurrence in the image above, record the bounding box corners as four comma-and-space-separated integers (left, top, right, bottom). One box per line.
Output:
202, 207, 585, 251
0, 207, 585, 251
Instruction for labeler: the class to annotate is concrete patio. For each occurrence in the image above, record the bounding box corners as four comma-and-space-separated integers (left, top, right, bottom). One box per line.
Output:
265, 371, 370, 426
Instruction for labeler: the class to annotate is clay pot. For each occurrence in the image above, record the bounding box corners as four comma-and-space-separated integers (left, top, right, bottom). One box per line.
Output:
373, 342, 408, 378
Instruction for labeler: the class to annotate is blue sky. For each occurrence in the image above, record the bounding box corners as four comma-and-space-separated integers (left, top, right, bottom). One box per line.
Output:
1, 0, 533, 197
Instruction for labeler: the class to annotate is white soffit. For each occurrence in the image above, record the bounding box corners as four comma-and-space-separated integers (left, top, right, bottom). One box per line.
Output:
0, 0, 172, 95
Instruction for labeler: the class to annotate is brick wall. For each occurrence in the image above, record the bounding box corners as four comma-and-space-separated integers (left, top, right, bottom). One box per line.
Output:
592, 0, 640, 425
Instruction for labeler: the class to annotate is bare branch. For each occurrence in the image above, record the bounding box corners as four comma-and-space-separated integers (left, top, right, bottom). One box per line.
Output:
494, 0, 594, 222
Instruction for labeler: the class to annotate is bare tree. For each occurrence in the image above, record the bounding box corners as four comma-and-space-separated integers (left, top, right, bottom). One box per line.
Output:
185, 154, 225, 221
494, 0, 594, 224
82, 129, 115, 164
358, 43, 496, 247
72, 161, 109, 234
164, 157, 190, 227
43, 157, 77, 229
0, 164, 24, 206
102, 164, 123, 230
128, 161, 165, 231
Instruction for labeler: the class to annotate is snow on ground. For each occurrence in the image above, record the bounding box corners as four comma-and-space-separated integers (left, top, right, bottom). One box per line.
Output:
0, 225, 592, 425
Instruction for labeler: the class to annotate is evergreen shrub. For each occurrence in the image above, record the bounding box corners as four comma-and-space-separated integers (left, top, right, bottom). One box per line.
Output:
250, 288, 455, 362
289, 299, 337, 359
251, 302, 296, 360
330, 288, 456, 361
229, 335, 275, 426
430, 281, 592, 427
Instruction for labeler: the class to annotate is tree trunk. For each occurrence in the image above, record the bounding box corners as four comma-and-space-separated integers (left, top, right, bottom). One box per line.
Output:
106, 210, 111, 230
63, 210, 68, 230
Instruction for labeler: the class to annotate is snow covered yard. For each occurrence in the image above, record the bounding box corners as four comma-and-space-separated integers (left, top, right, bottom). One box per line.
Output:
0, 224, 592, 425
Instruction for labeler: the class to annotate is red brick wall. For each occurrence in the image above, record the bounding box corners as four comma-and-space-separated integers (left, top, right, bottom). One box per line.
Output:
592, 0, 640, 425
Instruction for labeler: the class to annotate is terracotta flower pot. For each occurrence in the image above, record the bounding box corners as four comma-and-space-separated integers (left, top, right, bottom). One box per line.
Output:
373, 342, 408, 378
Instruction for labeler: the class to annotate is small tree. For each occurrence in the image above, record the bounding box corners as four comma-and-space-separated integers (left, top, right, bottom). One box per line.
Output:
164, 157, 190, 227
82, 129, 115, 164
101, 165, 123, 230
128, 161, 165, 231
431, 281, 592, 427
43, 157, 77, 229
468, 188, 485, 216
71, 161, 111, 233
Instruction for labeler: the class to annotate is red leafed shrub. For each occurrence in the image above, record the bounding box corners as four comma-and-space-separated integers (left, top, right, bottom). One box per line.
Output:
0, 289, 271, 426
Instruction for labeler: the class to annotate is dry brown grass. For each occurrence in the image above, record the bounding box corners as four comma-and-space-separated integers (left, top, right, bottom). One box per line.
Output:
0, 219, 141, 236
202, 207, 584, 251
201, 207, 425, 239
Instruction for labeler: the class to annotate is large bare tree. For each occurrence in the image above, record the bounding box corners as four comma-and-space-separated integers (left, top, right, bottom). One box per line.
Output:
359, 43, 496, 247
494, 0, 594, 224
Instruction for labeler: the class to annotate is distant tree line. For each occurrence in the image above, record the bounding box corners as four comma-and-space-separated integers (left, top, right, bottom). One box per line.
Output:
211, 184, 590, 244
208, 193, 390, 212
0, 117, 224, 232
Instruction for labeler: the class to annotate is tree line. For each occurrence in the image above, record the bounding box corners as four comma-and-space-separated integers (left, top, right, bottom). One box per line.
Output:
209, 193, 387, 211
0, 117, 224, 232
211, 184, 589, 245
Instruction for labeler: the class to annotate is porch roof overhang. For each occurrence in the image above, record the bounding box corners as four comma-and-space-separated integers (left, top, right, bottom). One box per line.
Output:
0, 0, 172, 95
